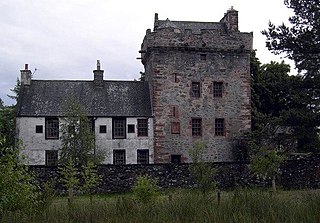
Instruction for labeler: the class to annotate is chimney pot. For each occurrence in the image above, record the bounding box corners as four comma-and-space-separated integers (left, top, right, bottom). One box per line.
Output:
25, 64, 28, 70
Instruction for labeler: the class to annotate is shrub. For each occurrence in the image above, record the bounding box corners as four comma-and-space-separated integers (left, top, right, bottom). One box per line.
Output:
132, 175, 158, 203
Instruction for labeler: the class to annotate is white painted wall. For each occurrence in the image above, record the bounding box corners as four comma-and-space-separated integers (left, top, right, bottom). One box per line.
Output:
16, 117, 154, 165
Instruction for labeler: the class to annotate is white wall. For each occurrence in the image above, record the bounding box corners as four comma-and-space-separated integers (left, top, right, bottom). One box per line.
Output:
16, 117, 154, 165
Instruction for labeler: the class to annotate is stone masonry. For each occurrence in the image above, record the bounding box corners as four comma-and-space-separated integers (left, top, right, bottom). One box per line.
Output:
140, 8, 253, 163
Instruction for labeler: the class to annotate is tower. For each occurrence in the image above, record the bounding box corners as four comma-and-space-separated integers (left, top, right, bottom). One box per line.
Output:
140, 8, 253, 163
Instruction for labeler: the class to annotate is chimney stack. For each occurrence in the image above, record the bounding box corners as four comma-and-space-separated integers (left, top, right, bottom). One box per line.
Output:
93, 60, 104, 87
20, 64, 32, 85
220, 7, 238, 31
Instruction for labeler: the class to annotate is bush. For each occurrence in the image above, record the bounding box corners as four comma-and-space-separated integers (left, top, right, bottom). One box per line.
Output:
132, 175, 158, 203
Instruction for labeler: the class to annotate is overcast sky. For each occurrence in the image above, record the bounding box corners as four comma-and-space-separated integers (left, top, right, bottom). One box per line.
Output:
0, 0, 293, 105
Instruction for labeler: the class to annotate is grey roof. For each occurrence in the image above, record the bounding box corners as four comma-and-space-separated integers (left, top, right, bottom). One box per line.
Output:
157, 18, 181, 30
17, 80, 152, 117
157, 20, 225, 34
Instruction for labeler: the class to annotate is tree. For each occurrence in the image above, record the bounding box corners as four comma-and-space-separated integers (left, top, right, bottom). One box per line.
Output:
250, 52, 320, 152
81, 160, 101, 204
189, 142, 217, 197
0, 136, 40, 216
59, 99, 101, 167
249, 145, 285, 194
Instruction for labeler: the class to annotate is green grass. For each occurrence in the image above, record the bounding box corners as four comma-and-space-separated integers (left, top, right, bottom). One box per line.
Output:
2, 189, 320, 223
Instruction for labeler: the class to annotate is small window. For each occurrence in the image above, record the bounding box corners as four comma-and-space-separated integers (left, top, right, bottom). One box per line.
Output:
45, 117, 59, 139
171, 155, 181, 164
36, 125, 43, 133
137, 150, 149, 164
113, 118, 126, 139
171, 122, 180, 134
137, 119, 148, 137
171, 106, 178, 117
173, 73, 178, 83
99, 125, 107, 133
200, 54, 207, 60
215, 118, 225, 136
191, 82, 201, 98
213, 82, 223, 97
113, 150, 126, 165
192, 118, 202, 136
128, 124, 135, 133
45, 150, 58, 166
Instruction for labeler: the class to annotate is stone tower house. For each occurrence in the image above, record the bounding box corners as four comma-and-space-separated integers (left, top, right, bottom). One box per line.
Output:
140, 8, 253, 163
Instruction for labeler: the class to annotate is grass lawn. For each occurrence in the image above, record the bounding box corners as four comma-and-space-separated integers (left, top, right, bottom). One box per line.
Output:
2, 188, 320, 223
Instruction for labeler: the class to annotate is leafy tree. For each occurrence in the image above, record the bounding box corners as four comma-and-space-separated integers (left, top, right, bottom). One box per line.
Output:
0, 105, 15, 148
7, 78, 21, 102
59, 157, 80, 205
262, 0, 320, 151
189, 142, 217, 197
250, 52, 319, 152
0, 136, 40, 217
249, 145, 285, 194
82, 160, 101, 203
59, 99, 101, 167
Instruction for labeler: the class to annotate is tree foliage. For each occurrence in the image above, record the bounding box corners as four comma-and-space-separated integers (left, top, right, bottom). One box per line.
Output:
133, 175, 158, 203
0, 137, 40, 216
189, 142, 217, 196
59, 99, 101, 166
250, 51, 320, 152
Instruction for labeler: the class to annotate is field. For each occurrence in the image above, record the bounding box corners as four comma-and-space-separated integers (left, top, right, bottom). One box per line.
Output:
2, 189, 320, 223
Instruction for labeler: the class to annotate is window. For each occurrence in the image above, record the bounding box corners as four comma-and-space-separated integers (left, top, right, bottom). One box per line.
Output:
215, 118, 225, 136
200, 54, 207, 60
113, 150, 126, 165
36, 125, 43, 133
171, 106, 178, 117
128, 124, 135, 133
45, 150, 58, 166
113, 118, 126, 139
192, 118, 202, 136
213, 82, 223, 97
137, 150, 149, 164
99, 125, 107, 133
191, 82, 201, 97
171, 122, 180, 134
137, 119, 148, 137
174, 73, 178, 83
171, 155, 181, 164
45, 117, 59, 139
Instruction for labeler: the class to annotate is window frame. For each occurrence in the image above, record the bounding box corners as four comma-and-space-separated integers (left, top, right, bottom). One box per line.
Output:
171, 155, 181, 164
137, 149, 149, 164
45, 117, 59, 140
113, 150, 126, 165
215, 118, 225, 136
112, 118, 126, 139
191, 82, 201, 98
36, 125, 43, 133
171, 122, 180, 134
213, 81, 223, 98
192, 118, 202, 136
137, 119, 148, 137
99, 125, 107, 134
128, 124, 135, 133
45, 150, 58, 166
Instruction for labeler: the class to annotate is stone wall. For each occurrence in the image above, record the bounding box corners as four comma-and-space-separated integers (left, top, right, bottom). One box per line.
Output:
30, 154, 320, 194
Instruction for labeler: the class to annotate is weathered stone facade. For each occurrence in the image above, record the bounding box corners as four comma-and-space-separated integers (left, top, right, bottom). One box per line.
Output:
140, 9, 253, 163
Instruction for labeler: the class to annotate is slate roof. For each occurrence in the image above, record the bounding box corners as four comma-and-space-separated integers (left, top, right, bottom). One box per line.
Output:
157, 20, 225, 34
16, 80, 152, 117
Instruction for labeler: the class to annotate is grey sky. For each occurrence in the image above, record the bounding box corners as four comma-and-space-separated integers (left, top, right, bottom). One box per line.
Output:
0, 0, 293, 105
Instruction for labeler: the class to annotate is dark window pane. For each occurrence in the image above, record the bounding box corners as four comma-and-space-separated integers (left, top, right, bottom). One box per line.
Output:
137, 150, 149, 164
192, 118, 202, 136
99, 125, 107, 133
215, 118, 225, 136
45, 117, 59, 139
137, 119, 148, 137
200, 54, 207, 60
213, 82, 223, 97
171, 155, 181, 164
113, 118, 126, 139
36, 125, 43, 133
45, 150, 58, 166
128, 124, 135, 133
191, 82, 201, 97
113, 150, 126, 165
